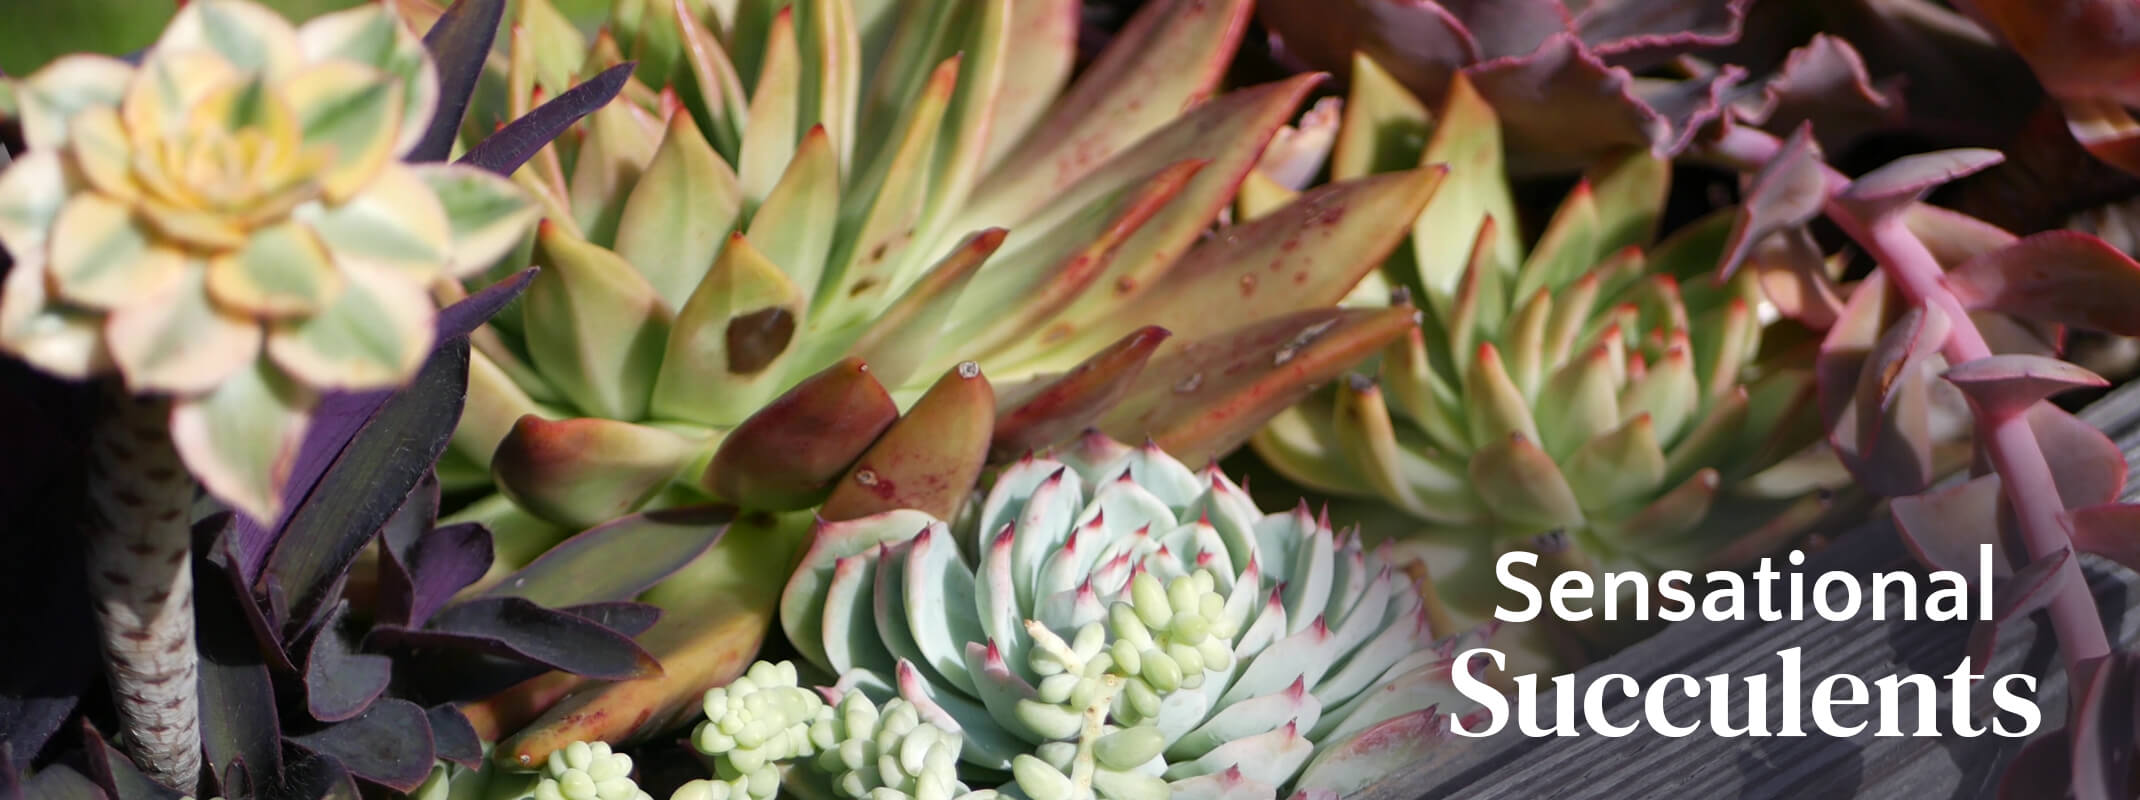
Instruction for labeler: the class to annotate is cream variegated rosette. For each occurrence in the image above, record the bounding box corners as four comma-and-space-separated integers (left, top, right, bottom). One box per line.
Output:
0, 0, 539, 520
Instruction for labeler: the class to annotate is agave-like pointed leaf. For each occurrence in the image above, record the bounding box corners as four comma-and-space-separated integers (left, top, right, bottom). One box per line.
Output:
1332, 54, 1432, 184
489, 416, 700, 530
1946, 231, 2140, 336
1411, 73, 1524, 311
1718, 123, 1827, 281
1468, 433, 1585, 532
737, 8, 804, 205
745, 126, 842, 302
813, 56, 960, 326
963, 0, 1252, 227
992, 327, 1172, 462
705, 358, 900, 509
649, 232, 805, 424
847, 230, 1006, 388
482, 505, 730, 608
821, 362, 995, 521
524, 223, 673, 420
614, 112, 743, 306
1104, 307, 1418, 466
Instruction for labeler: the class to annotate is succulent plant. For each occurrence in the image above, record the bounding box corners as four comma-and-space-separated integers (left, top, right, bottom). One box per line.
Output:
770, 431, 1480, 799
1249, 63, 1834, 642
443, 0, 1434, 544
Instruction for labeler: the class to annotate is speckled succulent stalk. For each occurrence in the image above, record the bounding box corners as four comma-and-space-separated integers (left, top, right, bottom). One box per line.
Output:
0, 0, 535, 785
776, 432, 1481, 799
1251, 60, 1832, 647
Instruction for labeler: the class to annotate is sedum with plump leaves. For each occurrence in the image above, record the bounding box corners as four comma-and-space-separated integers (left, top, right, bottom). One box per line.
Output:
770, 432, 1479, 799
443, 0, 1435, 542
0, 0, 538, 520
1252, 61, 1831, 649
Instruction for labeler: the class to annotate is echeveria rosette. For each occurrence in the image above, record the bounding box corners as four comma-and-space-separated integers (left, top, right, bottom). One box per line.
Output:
444, 0, 1433, 543
0, 0, 539, 520
778, 433, 1480, 800
1251, 62, 1834, 656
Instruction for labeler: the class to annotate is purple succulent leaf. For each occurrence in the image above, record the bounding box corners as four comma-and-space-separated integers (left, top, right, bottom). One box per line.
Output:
560, 602, 663, 637
1736, 34, 1903, 151
459, 63, 633, 176
2026, 401, 2130, 511
378, 522, 494, 630
1718, 122, 1825, 280
0, 751, 17, 800
288, 699, 435, 794
1627, 64, 1746, 158
1947, 231, 2140, 337
376, 472, 440, 560
261, 340, 470, 641
263, 752, 359, 800
1436, 0, 1573, 61
1892, 472, 2008, 577
476, 506, 730, 609
1836, 149, 2006, 221
1965, 546, 2071, 667
303, 602, 393, 724
1466, 34, 1666, 171
1255, 0, 1476, 109
1999, 726, 2074, 798
18, 765, 101, 800
411, 0, 508, 162
1579, 0, 1752, 68
77, 721, 179, 800
1822, 306, 1948, 497
425, 706, 484, 769
1943, 354, 2109, 420
208, 520, 295, 671
195, 556, 284, 791
2070, 652, 2140, 800
230, 269, 536, 584
2067, 504, 2140, 574
369, 597, 662, 680
1960, 0, 2140, 107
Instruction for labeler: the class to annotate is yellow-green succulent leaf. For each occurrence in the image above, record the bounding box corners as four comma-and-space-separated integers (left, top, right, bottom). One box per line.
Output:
811, 56, 957, 327
795, 0, 862, 173
1333, 53, 1430, 183
1411, 73, 1523, 311
1460, 343, 1540, 449
615, 112, 743, 306
567, 97, 661, 248
846, 229, 1003, 389
169, 360, 312, 523
108, 267, 263, 395
1563, 413, 1669, 511
282, 61, 406, 204
1617, 336, 1699, 446
293, 3, 441, 157
47, 193, 189, 311
736, 8, 804, 204
670, 0, 749, 159
453, 347, 552, 476
1467, 432, 1585, 532
1511, 181, 1602, 302
980, 0, 1077, 170
1533, 343, 1623, 461
745, 125, 840, 297
11, 55, 136, 151
207, 220, 345, 318
520, 0, 591, 98
304, 164, 454, 281
1500, 288, 1553, 399
1585, 150, 1671, 257
0, 258, 110, 379
651, 232, 806, 426
526, 224, 675, 420
157, 0, 303, 76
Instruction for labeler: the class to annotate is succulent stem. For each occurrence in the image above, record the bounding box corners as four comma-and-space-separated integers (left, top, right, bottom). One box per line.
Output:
1069, 676, 1120, 794
1704, 125, 2114, 675
82, 386, 202, 790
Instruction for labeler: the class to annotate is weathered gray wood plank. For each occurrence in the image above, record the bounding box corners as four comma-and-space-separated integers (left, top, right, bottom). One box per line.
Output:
1354, 380, 2140, 800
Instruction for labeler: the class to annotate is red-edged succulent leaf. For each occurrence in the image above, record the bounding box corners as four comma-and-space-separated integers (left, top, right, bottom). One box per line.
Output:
289, 698, 436, 793
1579, 0, 1752, 66
2069, 652, 2140, 800
1943, 354, 2109, 420
1891, 473, 2007, 577
820, 363, 996, 522
1947, 231, 2140, 336
368, 597, 662, 681
706, 358, 901, 510
1468, 33, 1737, 170
1103, 306, 1418, 466
377, 522, 494, 630
425, 705, 484, 769
2068, 504, 2140, 574
305, 602, 394, 723
1293, 708, 1463, 797
2062, 99, 2140, 177
992, 327, 1171, 462
461, 63, 634, 176
1719, 122, 1827, 280
489, 415, 701, 530
480, 506, 729, 609
1965, 547, 2070, 667
2028, 401, 2130, 511
1836, 149, 2005, 221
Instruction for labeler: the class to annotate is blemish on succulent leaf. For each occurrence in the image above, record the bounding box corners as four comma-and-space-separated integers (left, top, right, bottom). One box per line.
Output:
723, 307, 794, 375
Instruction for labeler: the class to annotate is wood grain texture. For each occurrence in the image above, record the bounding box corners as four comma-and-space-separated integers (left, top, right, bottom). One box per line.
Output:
1354, 381, 2140, 800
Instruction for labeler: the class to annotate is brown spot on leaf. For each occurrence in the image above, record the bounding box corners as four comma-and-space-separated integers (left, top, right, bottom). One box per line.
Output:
725, 307, 795, 375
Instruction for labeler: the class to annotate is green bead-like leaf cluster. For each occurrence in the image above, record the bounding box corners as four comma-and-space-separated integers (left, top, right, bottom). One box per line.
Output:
536, 742, 654, 800
806, 692, 992, 800
691, 660, 827, 796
